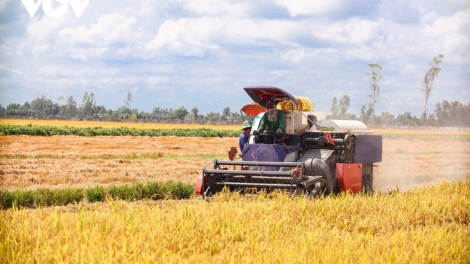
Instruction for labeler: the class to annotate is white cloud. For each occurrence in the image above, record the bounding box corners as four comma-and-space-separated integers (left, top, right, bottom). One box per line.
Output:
37, 64, 116, 78
146, 16, 304, 57
427, 8, 470, 37
18, 16, 75, 60
58, 13, 140, 45
225, 19, 299, 45
147, 76, 169, 87
310, 18, 381, 45
415, 0, 470, 14
26, 15, 70, 43
379, 0, 420, 24
54, 13, 144, 61
183, 0, 249, 16
0, 64, 26, 76
281, 48, 305, 62
420, 8, 470, 62
146, 17, 223, 57
274, 0, 341, 17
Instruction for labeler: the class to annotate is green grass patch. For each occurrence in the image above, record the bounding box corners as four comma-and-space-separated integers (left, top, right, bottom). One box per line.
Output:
86, 186, 105, 203
0, 181, 195, 210
0, 188, 84, 209
0, 125, 240, 137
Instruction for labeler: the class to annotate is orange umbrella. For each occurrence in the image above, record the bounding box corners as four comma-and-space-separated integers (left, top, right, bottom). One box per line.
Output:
241, 103, 266, 116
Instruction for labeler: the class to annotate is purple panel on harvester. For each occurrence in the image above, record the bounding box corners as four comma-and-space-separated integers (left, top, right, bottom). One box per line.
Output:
242, 144, 298, 171
354, 134, 382, 163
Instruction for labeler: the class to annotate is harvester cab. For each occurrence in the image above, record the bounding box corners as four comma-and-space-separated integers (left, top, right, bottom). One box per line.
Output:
195, 86, 382, 199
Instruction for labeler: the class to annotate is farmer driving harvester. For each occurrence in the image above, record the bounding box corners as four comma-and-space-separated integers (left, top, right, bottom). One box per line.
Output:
253, 98, 286, 144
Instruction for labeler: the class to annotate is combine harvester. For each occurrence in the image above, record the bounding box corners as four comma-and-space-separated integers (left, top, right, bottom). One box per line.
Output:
195, 86, 382, 199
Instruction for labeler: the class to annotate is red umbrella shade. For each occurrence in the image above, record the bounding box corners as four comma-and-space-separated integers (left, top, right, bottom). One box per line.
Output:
241, 103, 266, 116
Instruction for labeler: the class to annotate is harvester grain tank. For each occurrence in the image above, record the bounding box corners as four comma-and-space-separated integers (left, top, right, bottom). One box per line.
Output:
195, 86, 382, 198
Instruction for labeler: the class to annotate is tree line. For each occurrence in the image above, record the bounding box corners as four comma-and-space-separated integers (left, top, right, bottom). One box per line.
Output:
2, 91, 468, 127
329, 95, 470, 127
0, 92, 248, 124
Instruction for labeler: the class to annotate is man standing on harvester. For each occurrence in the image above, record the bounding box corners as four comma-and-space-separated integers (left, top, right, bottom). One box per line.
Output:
253, 99, 286, 143
239, 120, 252, 153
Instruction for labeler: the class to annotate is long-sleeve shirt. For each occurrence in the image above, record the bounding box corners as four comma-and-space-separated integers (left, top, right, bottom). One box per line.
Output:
258, 110, 286, 136
239, 132, 250, 153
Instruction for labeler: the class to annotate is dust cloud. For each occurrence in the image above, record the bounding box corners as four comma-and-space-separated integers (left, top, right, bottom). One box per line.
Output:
372, 133, 470, 192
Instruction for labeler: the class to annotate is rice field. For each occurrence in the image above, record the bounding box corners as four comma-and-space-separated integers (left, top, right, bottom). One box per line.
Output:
0, 119, 469, 263
1, 182, 469, 263
0, 118, 240, 131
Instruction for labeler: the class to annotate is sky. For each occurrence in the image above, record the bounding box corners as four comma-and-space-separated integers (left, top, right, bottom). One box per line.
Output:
0, 0, 469, 117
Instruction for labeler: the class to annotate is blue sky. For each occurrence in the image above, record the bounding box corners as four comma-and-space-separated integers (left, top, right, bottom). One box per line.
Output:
0, 0, 469, 117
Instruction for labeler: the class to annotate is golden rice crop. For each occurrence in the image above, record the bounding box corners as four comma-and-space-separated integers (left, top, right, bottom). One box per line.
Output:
1, 181, 469, 263
0, 118, 241, 131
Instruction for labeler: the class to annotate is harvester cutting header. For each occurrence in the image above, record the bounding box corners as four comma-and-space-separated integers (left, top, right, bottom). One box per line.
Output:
196, 86, 382, 198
